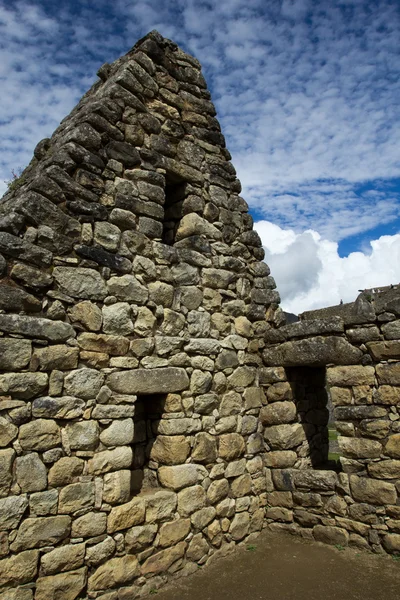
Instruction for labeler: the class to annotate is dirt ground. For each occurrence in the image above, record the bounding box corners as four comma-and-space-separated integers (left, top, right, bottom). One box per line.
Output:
153, 531, 400, 600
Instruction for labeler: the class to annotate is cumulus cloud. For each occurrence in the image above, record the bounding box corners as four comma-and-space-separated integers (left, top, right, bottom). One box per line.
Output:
0, 0, 399, 302
255, 220, 400, 314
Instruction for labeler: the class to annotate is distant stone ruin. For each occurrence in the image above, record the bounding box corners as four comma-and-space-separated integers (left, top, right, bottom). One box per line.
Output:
0, 30, 399, 600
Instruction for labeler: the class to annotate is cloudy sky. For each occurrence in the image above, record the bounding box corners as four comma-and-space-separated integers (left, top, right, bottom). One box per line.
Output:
1, 0, 399, 313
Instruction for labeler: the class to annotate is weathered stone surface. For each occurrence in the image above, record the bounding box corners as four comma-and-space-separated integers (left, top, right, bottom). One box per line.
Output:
107, 497, 145, 532
0, 313, 75, 342
107, 274, 148, 303
0, 338, 31, 370
78, 332, 129, 355
385, 434, 400, 458
103, 470, 131, 505
69, 300, 102, 331
326, 365, 375, 386
54, 266, 107, 300
264, 423, 306, 450
71, 511, 107, 538
41, 543, 85, 575
176, 213, 221, 241
36, 567, 87, 600
141, 541, 186, 576
107, 367, 189, 394
293, 470, 337, 491
89, 555, 140, 591
313, 525, 349, 547
0, 494, 28, 530
150, 435, 190, 465
64, 368, 104, 399
16, 453, 47, 492
0, 549, 39, 587
88, 446, 133, 474
382, 533, 400, 553
158, 464, 203, 490
218, 433, 245, 460
19, 419, 60, 451
263, 337, 362, 367
264, 451, 297, 468
0, 282, 41, 312
103, 302, 134, 335
0, 416, 18, 447
32, 396, 84, 419
58, 482, 95, 513
260, 401, 297, 425
368, 460, 400, 479
367, 341, 400, 360
339, 437, 382, 459
65, 421, 99, 450
100, 418, 134, 446
85, 536, 116, 567
0, 448, 15, 497
0, 372, 48, 399
230, 512, 250, 540
192, 432, 217, 464
32, 345, 79, 371
373, 385, 400, 405
125, 524, 158, 553
350, 475, 397, 505
376, 363, 400, 385
11, 515, 71, 551
178, 485, 207, 517
146, 490, 178, 523
29, 489, 58, 516
159, 518, 191, 547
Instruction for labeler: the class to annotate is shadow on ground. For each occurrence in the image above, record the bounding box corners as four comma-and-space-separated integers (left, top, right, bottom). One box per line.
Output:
152, 531, 400, 600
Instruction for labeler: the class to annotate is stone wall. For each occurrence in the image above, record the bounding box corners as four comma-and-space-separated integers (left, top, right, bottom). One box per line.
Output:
0, 31, 282, 599
262, 289, 400, 554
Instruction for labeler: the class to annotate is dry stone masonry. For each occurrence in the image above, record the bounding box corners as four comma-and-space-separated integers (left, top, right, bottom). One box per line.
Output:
0, 30, 399, 600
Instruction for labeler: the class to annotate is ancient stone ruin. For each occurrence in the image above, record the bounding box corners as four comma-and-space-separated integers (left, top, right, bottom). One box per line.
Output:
0, 30, 399, 600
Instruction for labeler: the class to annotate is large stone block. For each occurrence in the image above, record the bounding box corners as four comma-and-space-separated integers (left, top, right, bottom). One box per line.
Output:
54, 266, 107, 300
376, 363, 400, 385
32, 345, 79, 371
0, 448, 15, 497
158, 464, 203, 490
264, 423, 306, 450
218, 433, 245, 460
48, 456, 84, 487
77, 332, 129, 355
326, 365, 375, 387
0, 338, 31, 370
263, 337, 362, 367
0, 372, 48, 399
0, 494, 28, 530
368, 460, 400, 479
145, 490, 177, 523
260, 401, 297, 425
11, 516, 71, 551
40, 543, 85, 575
88, 446, 132, 474
107, 274, 148, 303
177, 485, 206, 517
58, 482, 95, 513
141, 541, 186, 576
19, 419, 60, 451
35, 568, 87, 600
64, 368, 105, 399
71, 512, 107, 538
159, 518, 191, 547
349, 475, 397, 505
16, 453, 47, 493
100, 418, 134, 446
385, 434, 400, 458
107, 367, 189, 394
0, 549, 39, 587
32, 396, 85, 420
367, 341, 400, 360
124, 524, 158, 553
107, 497, 145, 532
313, 525, 348, 547
150, 435, 190, 465
0, 313, 75, 342
89, 555, 139, 591
338, 437, 382, 459
0, 416, 18, 447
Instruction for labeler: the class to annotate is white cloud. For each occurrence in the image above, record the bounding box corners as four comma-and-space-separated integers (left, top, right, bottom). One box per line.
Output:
255, 220, 400, 314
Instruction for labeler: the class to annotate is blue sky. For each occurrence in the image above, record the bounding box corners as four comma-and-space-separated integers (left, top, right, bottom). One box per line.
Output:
1, 0, 400, 312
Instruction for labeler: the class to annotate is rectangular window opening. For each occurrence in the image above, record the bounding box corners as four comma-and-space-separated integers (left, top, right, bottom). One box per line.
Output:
286, 367, 341, 471
131, 393, 166, 494
162, 174, 187, 246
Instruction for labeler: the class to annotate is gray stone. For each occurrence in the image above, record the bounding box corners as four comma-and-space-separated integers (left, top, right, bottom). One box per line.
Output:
100, 419, 134, 446
107, 274, 148, 303
11, 515, 71, 551
107, 367, 189, 394
64, 368, 105, 399
19, 419, 60, 451
158, 464, 204, 490
65, 421, 99, 450
58, 482, 95, 513
264, 423, 306, 450
0, 494, 28, 530
0, 338, 31, 370
260, 401, 297, 425
0, 416, 18, 447
103, 470, 131, 505
88, 446, 133, 474
0, 372, 48, 400
16, 453, 47, 492
263, 336, 362, 367
350, 475, 397, 505
53, 267, 107, 300
32, 396, 84, 419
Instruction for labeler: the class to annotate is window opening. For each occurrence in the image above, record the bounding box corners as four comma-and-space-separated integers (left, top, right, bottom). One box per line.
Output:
162, 174, 187, 245
131, 393, 166, 494
286, 367, 341, 471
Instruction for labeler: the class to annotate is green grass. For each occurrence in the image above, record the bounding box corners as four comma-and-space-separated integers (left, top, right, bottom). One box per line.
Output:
328, 428, 338, 441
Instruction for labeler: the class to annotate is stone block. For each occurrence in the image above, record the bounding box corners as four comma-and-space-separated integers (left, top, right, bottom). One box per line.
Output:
326, 365, 375, 386
77, 332, 129, 355
146, 490, 177, 523
107, 497, 145, 533
89, 555, 140, 591
177, 485, 207, 517
150, 435, 190, 465
293, 470, 337, 491
19, 419, 60, 451
218, 433, 245, 460
41, 543, 85, 575
385, 434, 400, 458
103, 470, 131, 505
313, 525, 349, 547
53, 266, 107, 300
66, 421, 99, 450
141, 541, 186, 576
338, 437, 382, 459
68, 300, 102, 331
88, 446, 133, 475
0, 494, 28, 530
16, 452, 47, 492
158, 464, 203, 490
260, 401, 297, 425
100, 418, 134, 446
229, 512, 250, 541
125, 524, 158, 553
85, 536, 115, 567
350, 475, 397, 505
159, 518, 191, 547
0, 313, 74, 342
64, 368, 105, 399
263, 337, 362, 367
367, 341, 400, 360
192, 432, 217, 464
11, 516, 71, 551
373, 385, 400, 405
0, 416, 18, 447
29, 489, 58, 516
264, 423, 306, 450
58, 482, 95, 513
0, 549, 39, 587
0, 372, 48, 400
264, 451, 297, 468
71, 511, 107, 538
368, 460, 400, 479
35, 568, 87, 600
32, 345, 79, 371
48, 456, 84, 487
32, 396, 84, 419
0, 448, 15, 497
0, 338, 31, 370
107, 367, 189, 394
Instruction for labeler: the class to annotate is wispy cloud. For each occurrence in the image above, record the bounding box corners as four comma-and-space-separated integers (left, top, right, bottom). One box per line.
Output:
1, 0, 399, 310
